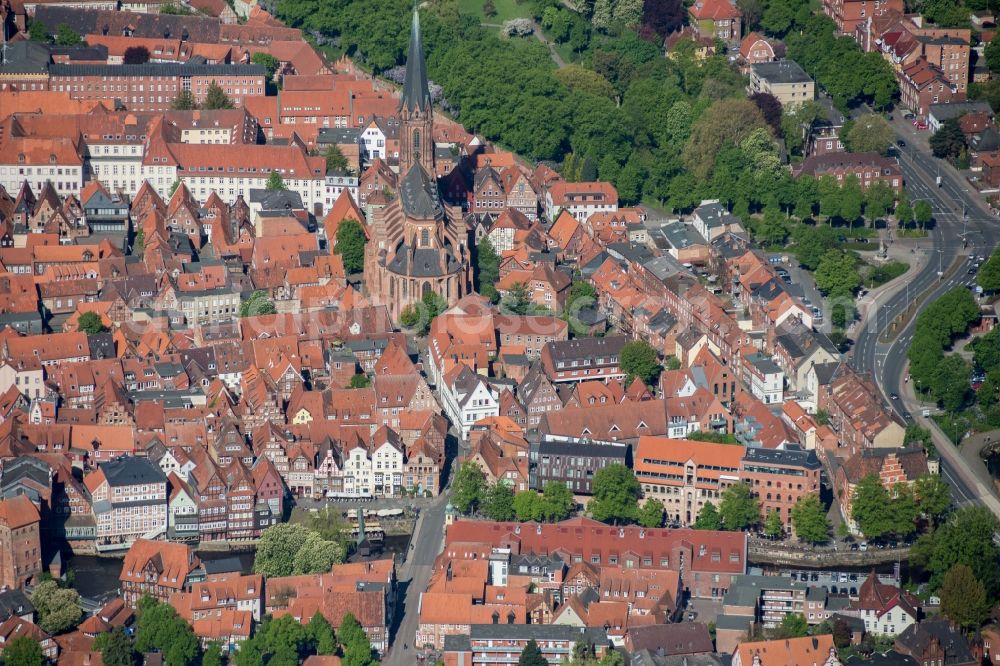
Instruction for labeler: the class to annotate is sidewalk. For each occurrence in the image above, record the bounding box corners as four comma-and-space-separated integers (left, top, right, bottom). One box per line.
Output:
899, 367, 1000, 517
853, 239, 929, 332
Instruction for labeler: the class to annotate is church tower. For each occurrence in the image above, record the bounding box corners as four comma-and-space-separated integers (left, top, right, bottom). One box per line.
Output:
399, 8, 434, 176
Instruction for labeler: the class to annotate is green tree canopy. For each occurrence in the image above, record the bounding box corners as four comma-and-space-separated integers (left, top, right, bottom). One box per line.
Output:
791, 494, 830, 544
541, 481, 574, 521
929, 118, 966, 160
3, 636, 46, 666
911, 506, 1000, 595
482, 482, 516, 522
31, 580, 82, 635
619, 340, 662, 386
251, 52, 282, 80
718, 483, 761, 531
694, 501, 722, 530
55, 23, 83, 46
202, 81, 235, 110
844, 114, 894, 155
28, 21, 49, 42
240, 290, 277, 317
939, 564, 989, 631
638, 499, 665, 528
979, 245, 1000, 292
814, 249, 860, 298
77, 311, 109, 334
254, 523, 343, 576
518, 639, 550, 666
588, 464, 640, 524
172, 90, 197, 111
323, 144, 350, 173
763, 509, 784, 538
101, 627, 138, 666
135, 597, 200, 666
452, 460, 487, 515
514, 490, 543, 522
335, 218, 366, 274
265, 171, 287, 191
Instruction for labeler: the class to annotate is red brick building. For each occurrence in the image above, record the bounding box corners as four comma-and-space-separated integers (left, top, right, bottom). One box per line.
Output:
47, 64, 266, 112
739, 447, 822, 531
0, 496, 42, 589
795, 152, 904, 192
899, 58, 962, 119
835, 447, 931, 535
444, 517, 748, 599
824, 0, 904, 34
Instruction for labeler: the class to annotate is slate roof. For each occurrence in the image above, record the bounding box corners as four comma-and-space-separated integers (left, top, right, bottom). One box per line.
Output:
399, 163, 443, 219
100, 456, 166, 487
741, 446, 821, 470
0, 590, 34, 623
752, 59, 812, 84
400, 9, 433, 114
249, 189, 304, 210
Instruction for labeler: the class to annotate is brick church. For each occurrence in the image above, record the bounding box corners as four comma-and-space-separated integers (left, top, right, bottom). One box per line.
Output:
363, 9, 471, 321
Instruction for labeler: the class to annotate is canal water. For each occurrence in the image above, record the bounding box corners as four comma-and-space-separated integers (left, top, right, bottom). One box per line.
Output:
65, 534, 410, 603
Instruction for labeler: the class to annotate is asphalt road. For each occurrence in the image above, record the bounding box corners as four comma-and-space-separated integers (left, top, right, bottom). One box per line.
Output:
849, 133, 998, 506
382, 491, 449, 666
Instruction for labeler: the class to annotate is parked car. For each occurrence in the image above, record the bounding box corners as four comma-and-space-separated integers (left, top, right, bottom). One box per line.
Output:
896, 139, 906, 147
859, 542, 868, 551
903, 111, 916, 119
811, 306, 823, 320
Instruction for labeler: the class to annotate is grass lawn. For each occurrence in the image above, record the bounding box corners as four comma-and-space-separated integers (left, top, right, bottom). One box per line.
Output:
457, 0, 532, 23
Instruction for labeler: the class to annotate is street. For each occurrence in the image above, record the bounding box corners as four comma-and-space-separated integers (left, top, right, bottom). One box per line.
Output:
848, 120, 1000, 512
382, 489, 450, 666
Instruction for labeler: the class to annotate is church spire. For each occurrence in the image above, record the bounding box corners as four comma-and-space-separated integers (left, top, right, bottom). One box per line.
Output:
399, 7, 432, 114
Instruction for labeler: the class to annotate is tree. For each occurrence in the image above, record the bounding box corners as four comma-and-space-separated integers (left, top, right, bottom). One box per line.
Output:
895, 196, 914, 227
123, 46, 151, 64
844, 114, 894, 155
452, 460, 487, 515
913, 474, 951, 524
683, 99, 767, 180
814, 249, 860, 298
266, 171, 287, 191
483, 482, 516, 521
349, 373, 370, 389
502, 282, 532, 315
749, 92, 783, 135
589, 464, 641, 524
293, 532, 346, 574
202, 81, 234, 110
619, 340, 662, 386
763, 510, 784, 539
541, 481, 574, 521
514, 490, 543, 521
913, 200, 933, 229
101, 627, 137, 666
638, 499, 665, 528
31, 580, 82, 635
939, 564, 989, 631
775, 613, 808, 639
339, 613, 377, 666
202, 642, 223, 666
172, 90, 197, 111
986, 37, 1000, 73
55, 23, 83, 46
335, 218, 366, 274
476, 238, 501, 299
28, 20, 49, 42
135, 598, 200, 666
240, 290, 277, 317
980, 246, 1000, 292
518, 639, 549, 666
929, 118, 966, 160
791, 494, 830, 544
642, 0, 685, 37
323, 144, 349, 173
77, 311, 108, 334
911, 506, 1000, 595
4, 636, 45, 666
251, 52, 281, 81
694, 501, 722, 530
851, 474, 894, 540
254, 523, 312, 576
718, 483, 761, 531
307, 612, 337, 656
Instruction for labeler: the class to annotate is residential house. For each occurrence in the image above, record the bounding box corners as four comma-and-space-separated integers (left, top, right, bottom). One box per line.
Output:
749, 60, 815, 106
739, 447, 822, 531
846, 571, 920, 636
835, 447, 931, 535
732, 635, 840, 666
795, 153, 903, 192
84, 456, 168, 550
540, 336, 626, 384
689, 0, 741, 45
120, 539, 202, 607
440, 365, 499, 440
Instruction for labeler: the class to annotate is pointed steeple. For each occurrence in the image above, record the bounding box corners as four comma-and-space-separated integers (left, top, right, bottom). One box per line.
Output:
399, 8, 433, 114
